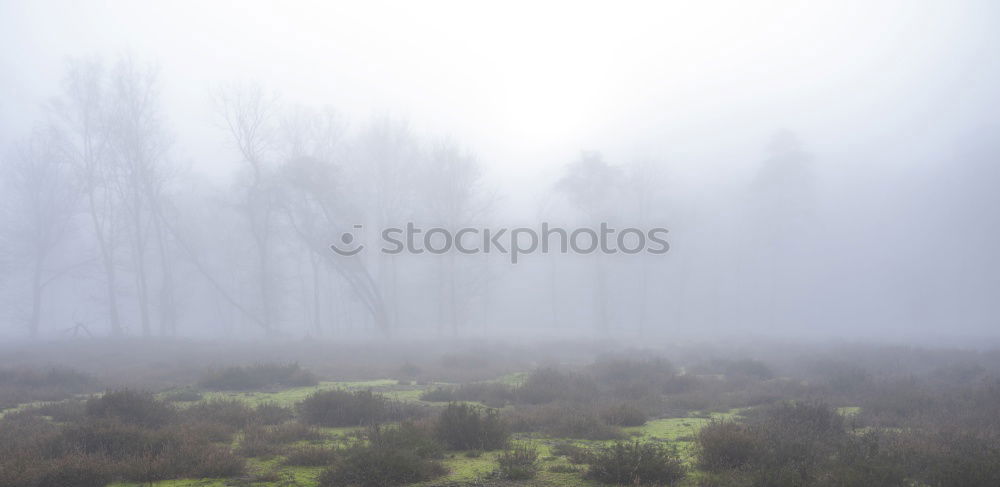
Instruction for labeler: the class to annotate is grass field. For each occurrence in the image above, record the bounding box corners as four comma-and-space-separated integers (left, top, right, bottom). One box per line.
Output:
85, 377, 740, 487
6, 343, 998, 487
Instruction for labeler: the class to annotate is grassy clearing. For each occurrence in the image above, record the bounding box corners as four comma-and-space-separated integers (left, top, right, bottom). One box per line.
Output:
493, 372, 529, 386
105, 377, 727, 487
175, 379, 454, 408
837, 405, 861, 416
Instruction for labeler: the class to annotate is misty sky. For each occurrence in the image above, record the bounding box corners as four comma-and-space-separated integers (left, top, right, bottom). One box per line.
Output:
3, 0, 999, 201
2, 1, 999, 343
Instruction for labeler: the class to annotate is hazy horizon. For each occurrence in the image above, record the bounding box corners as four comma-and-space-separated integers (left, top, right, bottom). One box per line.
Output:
2, 1, 999, 344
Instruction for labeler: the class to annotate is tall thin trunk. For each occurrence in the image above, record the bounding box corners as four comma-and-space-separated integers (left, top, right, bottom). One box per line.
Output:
390, 255, 399, 330
638, 264, 649, 336
549, 255, 559, 329
131, 187, 151, 337
133, 257, 151, 336
152, 213, 176, 335
28, 253, 44, 338
481, 253, 492, 331
448, 252, 458, 336
595, 256, 609, 332
249, 184, 274, 334
310, 253, 323, 336
257, 232, 273, 333
437, 258, 446, 334
87, 190, 123, 336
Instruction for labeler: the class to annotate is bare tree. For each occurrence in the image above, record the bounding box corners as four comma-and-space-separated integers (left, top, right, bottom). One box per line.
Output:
278, 150, 391, 335
215, 83, 281, 334
625, 158, 666, 335
105, 57, 173, 337
351, 116, 418, 330
556, 151, 623, 332
53, 59, 125, 336
1, 127, 79, 337
278, 105, 348, 335
417, 139, 490, 334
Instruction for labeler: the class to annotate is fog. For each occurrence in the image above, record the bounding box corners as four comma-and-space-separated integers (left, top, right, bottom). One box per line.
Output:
2, 0, 999, 345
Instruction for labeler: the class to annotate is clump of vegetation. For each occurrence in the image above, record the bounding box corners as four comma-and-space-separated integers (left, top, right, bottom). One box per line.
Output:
319, 446, 446, 487
662, 373, 703, 394
283, 445, 339, 467
254, 401, 294, 425
588, 357, 678, 399
694, 401, 933, 487
738, 400, 846, 485
599, 401, 648, 426
548, 463, 582, 473
551, 441, 593, 464
85, 389, 175, 427
298, 389, 420, 427
198, 362, 317, 391
237, 422, 323, 457
181, 398, 255, 429
506, 403, 623, 440
515, 367, 599, 404
585, 440, 686, 486
418, 386, 454, 402
34, 399, 87, 422
420, 381, 516, 407
396, 363, 422, 381
0, 367, 98, 409
238, 425, 277, 458
435, 402, 509, 450
0, 407, 244, 486
162, 388, 203, 402
696, 420, 757, 471
374, 421, 445, 459
708, 358, 775, 380
495, 443, 540, 480
318, 423, 446, 487
0, 450, 114, 487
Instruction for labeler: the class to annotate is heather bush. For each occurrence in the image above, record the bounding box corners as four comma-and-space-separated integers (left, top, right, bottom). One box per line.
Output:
419, 381, 516, 407
162, 388, 203, 402
0, 367, 97, 410
516, 367, 598, 404
551, 441, 593, 464
372, 421, 444, 459
506, 403, 622, 440
435, 402, 509, 450
586, 440, 686, 486
254, 401, 294, 425
496, 443, 539, 480
181, 398, 255, 429
298, 389, 421, 427
85, 389, 175, 427
599, 401, 648, 427
238, 421, 324, 457
696, 420, 757, 471
318, 424, 445, 487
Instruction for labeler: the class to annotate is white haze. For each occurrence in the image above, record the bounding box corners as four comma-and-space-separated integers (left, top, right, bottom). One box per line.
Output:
1, 0, 998, 345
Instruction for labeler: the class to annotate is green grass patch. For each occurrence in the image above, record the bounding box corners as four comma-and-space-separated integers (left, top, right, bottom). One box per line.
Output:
837, 406, 861, 416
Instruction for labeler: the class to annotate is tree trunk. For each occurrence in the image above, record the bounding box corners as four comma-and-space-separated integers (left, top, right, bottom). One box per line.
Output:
28, 253, 44, 338
88, 192, 123, 336
152, 214, 176, 336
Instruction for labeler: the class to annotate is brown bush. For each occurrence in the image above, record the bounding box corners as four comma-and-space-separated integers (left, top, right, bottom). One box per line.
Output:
85, 389, 176, 427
